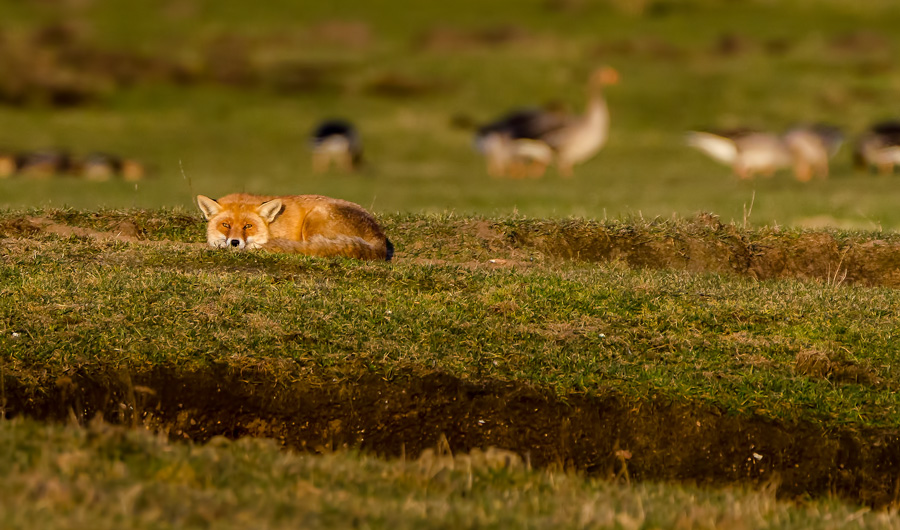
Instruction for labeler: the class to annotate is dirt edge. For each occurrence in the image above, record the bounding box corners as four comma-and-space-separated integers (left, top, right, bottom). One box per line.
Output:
495, 216, 900, 287
4, 366, 899, 508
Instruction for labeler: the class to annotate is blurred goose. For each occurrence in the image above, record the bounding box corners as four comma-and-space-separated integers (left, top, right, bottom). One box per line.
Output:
853, 121, 900, 175
310, 119, 363, 173
77, 152, 121, 181
475, 66, 619, 178
782, 124, 844, 181
17, 150, 72, 178
475, 108, 559, 178
120, 158, 146, 182
686, 129, 792, 180
540, 66, 619, 177
0, 151, 16, 178
507, 138, 554, 178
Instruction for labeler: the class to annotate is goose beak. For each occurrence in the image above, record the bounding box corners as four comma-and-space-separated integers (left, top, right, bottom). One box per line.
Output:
592, 66, 620, 86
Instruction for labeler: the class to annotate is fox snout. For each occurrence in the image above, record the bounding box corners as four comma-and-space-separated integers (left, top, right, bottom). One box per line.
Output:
221, 228, 254, 250
206, 227, 254, 250
207, 224, 268, 250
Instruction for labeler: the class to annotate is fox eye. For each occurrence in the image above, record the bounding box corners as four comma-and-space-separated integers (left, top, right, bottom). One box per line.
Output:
243, 223, 253, 229
222, 222, 230, 229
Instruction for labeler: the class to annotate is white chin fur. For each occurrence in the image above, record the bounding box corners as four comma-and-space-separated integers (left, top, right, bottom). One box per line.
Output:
208, 237, 260, 250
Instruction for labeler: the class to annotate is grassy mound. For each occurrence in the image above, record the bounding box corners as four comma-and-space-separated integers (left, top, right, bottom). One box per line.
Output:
3, 209, 900, 507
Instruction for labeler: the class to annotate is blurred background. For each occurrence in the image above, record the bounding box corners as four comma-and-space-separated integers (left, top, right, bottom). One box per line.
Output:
0, 0, 899, 229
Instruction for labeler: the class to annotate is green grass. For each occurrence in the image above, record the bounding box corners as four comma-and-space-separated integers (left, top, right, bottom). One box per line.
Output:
4, 209, 900, 520
3, 211, 900, 429
1, 417, 897, 530
4, 1, 900, 524
1, 0, 900, 228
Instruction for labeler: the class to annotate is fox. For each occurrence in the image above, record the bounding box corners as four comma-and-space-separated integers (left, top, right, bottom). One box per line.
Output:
196, 193, 393, 261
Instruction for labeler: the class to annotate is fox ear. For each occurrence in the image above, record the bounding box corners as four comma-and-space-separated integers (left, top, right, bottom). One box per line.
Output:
196, 195, 222, 220
257, 199, 284, 223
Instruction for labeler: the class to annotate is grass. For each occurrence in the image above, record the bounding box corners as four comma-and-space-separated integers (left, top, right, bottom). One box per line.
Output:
3, 0, 900, 525
0, 0, 899, 228
3, 210, 900, 429
2, 417, 899, 530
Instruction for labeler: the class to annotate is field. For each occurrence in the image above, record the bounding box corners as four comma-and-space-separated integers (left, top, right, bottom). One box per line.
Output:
4, 0, 900, 527
1, 0, 900, 226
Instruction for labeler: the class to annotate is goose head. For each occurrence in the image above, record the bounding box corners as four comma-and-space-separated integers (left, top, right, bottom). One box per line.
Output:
589, 66, 620, 89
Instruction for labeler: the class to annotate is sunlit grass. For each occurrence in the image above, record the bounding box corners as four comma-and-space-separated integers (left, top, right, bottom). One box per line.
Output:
3, 210, 900, 428
2, 2, 900, 524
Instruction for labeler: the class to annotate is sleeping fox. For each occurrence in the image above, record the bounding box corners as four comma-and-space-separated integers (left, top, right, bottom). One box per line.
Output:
196, 193, 393, 261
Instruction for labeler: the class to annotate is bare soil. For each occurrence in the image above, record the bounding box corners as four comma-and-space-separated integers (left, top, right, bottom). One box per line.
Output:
3, 367, 900, 508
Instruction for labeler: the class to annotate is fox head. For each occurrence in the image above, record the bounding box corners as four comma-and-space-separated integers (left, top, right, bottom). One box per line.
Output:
196, 195, 284, 250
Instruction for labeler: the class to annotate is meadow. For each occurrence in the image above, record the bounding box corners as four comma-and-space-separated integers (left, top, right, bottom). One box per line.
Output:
0, 0, 899, 225
3, 0, 900, 527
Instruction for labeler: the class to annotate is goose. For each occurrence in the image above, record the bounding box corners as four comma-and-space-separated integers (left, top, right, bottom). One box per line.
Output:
16, 150, 72, 178
540, 66, 619, 177
475, 66, 619, 178
69, 152, 147, 181
782, 124, 844, 181
77, 152, 121, 181
853, 121, 900, 175
0, 152, 15, 178
120, 158, 146, 182
310, 119, 363, 173
475, 108, 559, 178
686, 129, 793, 180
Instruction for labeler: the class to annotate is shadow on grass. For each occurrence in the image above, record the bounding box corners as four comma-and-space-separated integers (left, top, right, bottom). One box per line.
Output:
4, 365, 900, 508
494, 214, 900, 287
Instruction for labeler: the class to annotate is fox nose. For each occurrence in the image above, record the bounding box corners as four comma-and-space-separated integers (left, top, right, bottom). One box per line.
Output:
229, 239, 241, 247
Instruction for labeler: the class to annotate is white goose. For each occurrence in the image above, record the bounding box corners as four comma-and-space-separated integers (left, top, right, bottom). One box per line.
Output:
782, 124, 843, 181
688, 125, 843, 181
686, 129, 792, 180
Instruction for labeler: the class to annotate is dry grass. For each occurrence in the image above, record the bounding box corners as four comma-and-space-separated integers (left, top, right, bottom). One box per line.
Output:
1, 417, 899, 529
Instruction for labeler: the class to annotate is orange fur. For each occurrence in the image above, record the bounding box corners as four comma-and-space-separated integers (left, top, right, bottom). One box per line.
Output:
196, 193, 392, 261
